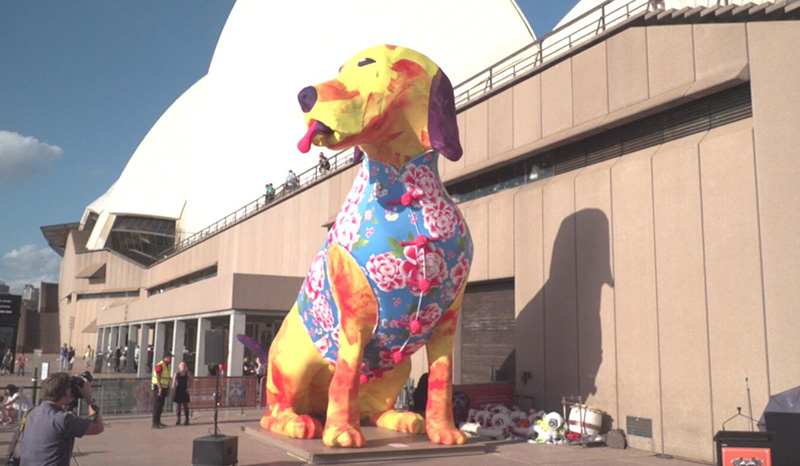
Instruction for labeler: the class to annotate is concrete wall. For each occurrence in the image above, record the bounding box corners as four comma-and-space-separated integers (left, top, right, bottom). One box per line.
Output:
56, 21, 800, 464
747, 20, 800, 398
443, 23, 751, 185
512, 118, 777, 461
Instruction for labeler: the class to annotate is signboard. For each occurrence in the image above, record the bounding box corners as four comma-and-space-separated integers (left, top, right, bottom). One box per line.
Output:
0, 294, 20, 317
41, 361, 50, 380
721, 447, 772, 466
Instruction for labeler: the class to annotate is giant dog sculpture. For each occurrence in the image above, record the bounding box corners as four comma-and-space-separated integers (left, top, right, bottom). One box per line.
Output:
261, 45, 473, 448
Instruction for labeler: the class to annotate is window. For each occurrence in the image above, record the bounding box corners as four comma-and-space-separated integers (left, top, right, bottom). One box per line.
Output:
446, 84, 752, 203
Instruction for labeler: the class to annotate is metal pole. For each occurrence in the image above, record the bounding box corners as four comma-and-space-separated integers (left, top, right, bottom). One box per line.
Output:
746, 377, 754, 431
31, 368, 39, 406
214, 371, 220, 437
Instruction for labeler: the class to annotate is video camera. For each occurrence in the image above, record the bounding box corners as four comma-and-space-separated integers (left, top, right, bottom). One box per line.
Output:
67, 371, 93, 411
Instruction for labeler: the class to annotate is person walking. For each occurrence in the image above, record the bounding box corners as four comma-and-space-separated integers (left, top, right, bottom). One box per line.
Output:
67, 347, 75, 371
254, 356, 267, 405
1, 349, 11, 375
114, 347, 121, 372
317, 152, 331, 176
286, 170, 299, 191
265, 183, 275, 201
59, 344, 68, 371
172, 361, 193, 425
84, 345, 93, 369
151, 352, 172, 429
16, 354, 26, 376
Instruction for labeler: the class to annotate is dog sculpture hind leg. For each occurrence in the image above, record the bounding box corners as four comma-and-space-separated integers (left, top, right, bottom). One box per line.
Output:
261, 45, 472, 448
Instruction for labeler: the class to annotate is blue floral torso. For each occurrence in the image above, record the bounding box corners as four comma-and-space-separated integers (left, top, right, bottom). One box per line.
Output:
296, 151, 473, 379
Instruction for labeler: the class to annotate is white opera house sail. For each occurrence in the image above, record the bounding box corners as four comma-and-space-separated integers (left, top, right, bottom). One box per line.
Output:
71, 0, 536, 265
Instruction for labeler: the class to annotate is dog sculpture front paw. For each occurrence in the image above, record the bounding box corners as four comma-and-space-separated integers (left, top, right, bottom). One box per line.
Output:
426, 422, 467, 445
374, 410, 426, 434
260, 412, 323, 439
322, 422, 366, 448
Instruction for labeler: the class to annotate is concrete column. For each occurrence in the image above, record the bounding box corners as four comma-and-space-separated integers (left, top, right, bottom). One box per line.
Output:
126, 324, 137, 373
103, 328, 111, 352
95, 328, 104, 359
119, 326, 128, 349
227, 311, 246, 376
195, 318, 211, 377
117, 326, 128, 373
137, 324, 150, 377
110, 327, 120, 350
172, 320, 186, 371
103, 327, 112, 370
153, 321, 166, 368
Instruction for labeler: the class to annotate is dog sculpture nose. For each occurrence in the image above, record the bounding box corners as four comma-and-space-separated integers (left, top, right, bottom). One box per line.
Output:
298, 86, 318, 113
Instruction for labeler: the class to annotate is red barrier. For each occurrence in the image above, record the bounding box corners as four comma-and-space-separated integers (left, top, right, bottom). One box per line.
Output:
453, 382, 515, 409
187, 376, 258, 410
260, 377, 267, 408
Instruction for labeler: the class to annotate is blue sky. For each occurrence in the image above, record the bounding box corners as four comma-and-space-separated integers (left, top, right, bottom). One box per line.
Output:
0, 0, 575, 294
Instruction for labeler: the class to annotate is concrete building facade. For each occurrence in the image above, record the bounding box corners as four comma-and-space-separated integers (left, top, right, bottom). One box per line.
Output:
53, 2, 800, 463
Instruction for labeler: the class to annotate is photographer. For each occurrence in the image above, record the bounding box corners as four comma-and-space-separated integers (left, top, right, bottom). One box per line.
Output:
20, 372, 103, 466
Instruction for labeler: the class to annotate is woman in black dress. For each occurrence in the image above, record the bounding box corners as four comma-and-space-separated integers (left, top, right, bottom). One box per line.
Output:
172, 361, 193, 425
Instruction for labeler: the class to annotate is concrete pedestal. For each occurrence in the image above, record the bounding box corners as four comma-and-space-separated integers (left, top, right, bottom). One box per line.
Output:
240, 423, 492, 464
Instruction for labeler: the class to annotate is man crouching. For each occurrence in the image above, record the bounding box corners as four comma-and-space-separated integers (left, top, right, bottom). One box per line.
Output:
20, 372, 104, 466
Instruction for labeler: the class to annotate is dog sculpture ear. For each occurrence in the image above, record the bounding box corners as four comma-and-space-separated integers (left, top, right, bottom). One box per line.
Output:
428, 69, 463, 161
352, 146, 364, 164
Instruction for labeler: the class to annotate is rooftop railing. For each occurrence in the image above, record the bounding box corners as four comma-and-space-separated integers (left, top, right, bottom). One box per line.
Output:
454, 0, 650, 106
155, 0, 653, 263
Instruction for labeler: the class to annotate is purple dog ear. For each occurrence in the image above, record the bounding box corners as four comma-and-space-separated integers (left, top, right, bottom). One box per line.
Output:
353, 146, 364, 164
428, 69, 462, 161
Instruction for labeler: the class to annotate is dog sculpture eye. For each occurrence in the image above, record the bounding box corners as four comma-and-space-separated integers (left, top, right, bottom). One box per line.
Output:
358, 58, 375, 67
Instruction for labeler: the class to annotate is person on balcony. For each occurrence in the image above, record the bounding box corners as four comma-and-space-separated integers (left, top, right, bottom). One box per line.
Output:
286, 170, 299, 190
317, 152, 331, 176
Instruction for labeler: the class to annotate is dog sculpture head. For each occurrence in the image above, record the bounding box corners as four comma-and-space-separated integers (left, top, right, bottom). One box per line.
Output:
297, 44, 462, 168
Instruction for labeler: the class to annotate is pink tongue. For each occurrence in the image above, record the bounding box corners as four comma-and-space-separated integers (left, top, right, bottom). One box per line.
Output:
297, 120, 322, 153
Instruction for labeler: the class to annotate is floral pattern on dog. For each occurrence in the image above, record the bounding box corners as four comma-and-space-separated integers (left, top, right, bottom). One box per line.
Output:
297, 151, 473, 379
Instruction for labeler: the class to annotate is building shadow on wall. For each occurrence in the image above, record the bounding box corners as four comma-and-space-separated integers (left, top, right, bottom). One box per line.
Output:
515, 208, 614, 429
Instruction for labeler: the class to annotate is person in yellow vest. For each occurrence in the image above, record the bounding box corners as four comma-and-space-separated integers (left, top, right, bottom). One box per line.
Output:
151, 352, 172, 429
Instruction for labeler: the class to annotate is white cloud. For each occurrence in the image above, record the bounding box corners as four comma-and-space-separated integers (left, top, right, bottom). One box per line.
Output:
0, 130, 63, 181
4, 244, 60, 273
1, 245, 61, 293
0, 275, 58, 295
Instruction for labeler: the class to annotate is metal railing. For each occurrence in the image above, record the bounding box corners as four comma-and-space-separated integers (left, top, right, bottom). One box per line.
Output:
454, 0, 649, 106
156, 150, 355, 261
155, 0, 652, 263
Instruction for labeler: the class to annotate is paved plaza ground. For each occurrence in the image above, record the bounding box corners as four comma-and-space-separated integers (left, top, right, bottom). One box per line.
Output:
0, 369, 708, 465
0, 404, 708, 466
